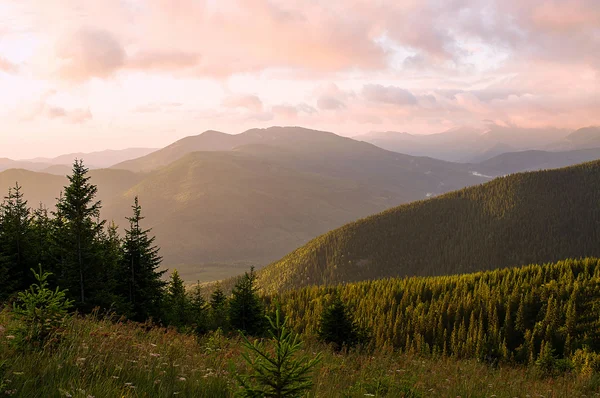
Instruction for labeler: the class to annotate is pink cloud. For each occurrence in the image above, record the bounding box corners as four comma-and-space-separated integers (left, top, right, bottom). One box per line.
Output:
222, 94, 264, 112
362, 85, 417, 106
54, 28, 126, 82
0, 57, 18, 74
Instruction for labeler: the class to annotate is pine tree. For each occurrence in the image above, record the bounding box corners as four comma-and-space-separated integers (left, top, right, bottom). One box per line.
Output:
318, 294, 360, 351
94, 221, 124, 310
120, 196, 166, 321
189, 281, 209, 335
229, 267, 265, 336
29, 204, 53, 274
0, 183, 33, 294
209, 283, 228, 331
236, 307, 321, 397
54, 160, 105, 308
165, 269, 189, 328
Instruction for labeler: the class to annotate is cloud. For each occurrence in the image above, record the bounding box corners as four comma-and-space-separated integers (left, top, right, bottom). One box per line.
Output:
47, 106, 92, 123
54, 28, 126, 82
0, 57, 18, 74
133, 102, 184, 113
127, 51, 201, 71
362, 84, 417, 106
18, 91, 92, 124
317, 95, 346, 110
222, 94, 264, 112
272, 105, 299, 119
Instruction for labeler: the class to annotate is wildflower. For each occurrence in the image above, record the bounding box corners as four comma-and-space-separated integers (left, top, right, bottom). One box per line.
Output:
6, 335, 15, 340
150, 353, 160, 357
178, 377, 186, 381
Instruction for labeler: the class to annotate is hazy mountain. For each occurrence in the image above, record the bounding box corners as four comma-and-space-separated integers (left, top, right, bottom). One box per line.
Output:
0, 168, 142, 209
104, 151, 394, 276
7, 126, 598, 284
257, 160, 600, 292
28, 147, 157, 169
112, 130, 244, 172
0, 158, 52, 172
4, 127, 488, 281
358, 125, 571, 162
547, 126, 600, 151
476, 148, 600, 176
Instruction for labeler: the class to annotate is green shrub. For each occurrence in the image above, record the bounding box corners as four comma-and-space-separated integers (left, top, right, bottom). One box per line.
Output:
10, 267, 73, 350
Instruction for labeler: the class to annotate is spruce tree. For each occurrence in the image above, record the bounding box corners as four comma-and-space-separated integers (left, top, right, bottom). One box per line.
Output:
0, 183, 33, 294
318, 294, 360, 351
30, 204, 53, 274
209, 283, 228, 331
121, 196, 166, 321
54, 160, 105, 308
229, 267, 265, 336
236, 307, 321, 397
165, 269, 189, 328
189, 282, 209, 335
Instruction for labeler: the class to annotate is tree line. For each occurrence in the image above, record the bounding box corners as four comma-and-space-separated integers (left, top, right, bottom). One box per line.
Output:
0, 160, 167, 321
271, 258, 600, 367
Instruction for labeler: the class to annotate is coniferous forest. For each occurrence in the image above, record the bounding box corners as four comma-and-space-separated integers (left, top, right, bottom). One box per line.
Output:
2, 160, 600, 397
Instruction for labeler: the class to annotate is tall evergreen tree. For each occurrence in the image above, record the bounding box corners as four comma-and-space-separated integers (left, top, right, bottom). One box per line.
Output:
120, 196, 166, 321
29, 204, 53, 274
209, 283, 228, 331
0, 183, 33, 295
189, 282, 209, 335
164, 269, 190, 328
229, 267, 265, 336
54, 159, 105, 308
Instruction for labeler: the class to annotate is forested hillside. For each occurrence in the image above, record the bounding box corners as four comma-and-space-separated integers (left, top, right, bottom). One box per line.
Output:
258, 161, 600, 292
273, 258, 600, 364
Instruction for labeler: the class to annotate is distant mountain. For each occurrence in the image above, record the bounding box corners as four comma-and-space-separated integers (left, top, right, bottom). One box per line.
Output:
257, 161, 600, 292
476, 148, 600, 176
0, 158, 51, 172
104, 151, 394, 271
112, 131, 244, 172
547, 126, 600, 151
358, 125, 571, 162
0, 168, 143, 209
4, 127, 488, 282
28, 147, 157, 169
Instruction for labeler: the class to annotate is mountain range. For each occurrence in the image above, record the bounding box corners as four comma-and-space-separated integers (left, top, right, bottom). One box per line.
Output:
357, 125, 599, 162
0, 148, 157, 173
2, 126, 600, 282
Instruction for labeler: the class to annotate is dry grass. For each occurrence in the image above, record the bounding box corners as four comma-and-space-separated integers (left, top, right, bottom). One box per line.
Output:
0, 310, 599, 397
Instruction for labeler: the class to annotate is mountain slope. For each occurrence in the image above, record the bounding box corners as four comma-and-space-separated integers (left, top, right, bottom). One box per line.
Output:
0, 168, 142, 210
257, 160, 600, 292
103, 151, 390, 273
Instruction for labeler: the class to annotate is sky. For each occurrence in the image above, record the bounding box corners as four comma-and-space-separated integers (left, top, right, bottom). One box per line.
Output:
0, 0, 599, 158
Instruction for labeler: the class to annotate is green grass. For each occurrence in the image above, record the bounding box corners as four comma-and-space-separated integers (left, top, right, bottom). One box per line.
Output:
1, 310, 599, 397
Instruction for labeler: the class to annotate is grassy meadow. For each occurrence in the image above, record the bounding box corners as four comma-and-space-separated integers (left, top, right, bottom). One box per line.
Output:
1, 310, 599, 397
